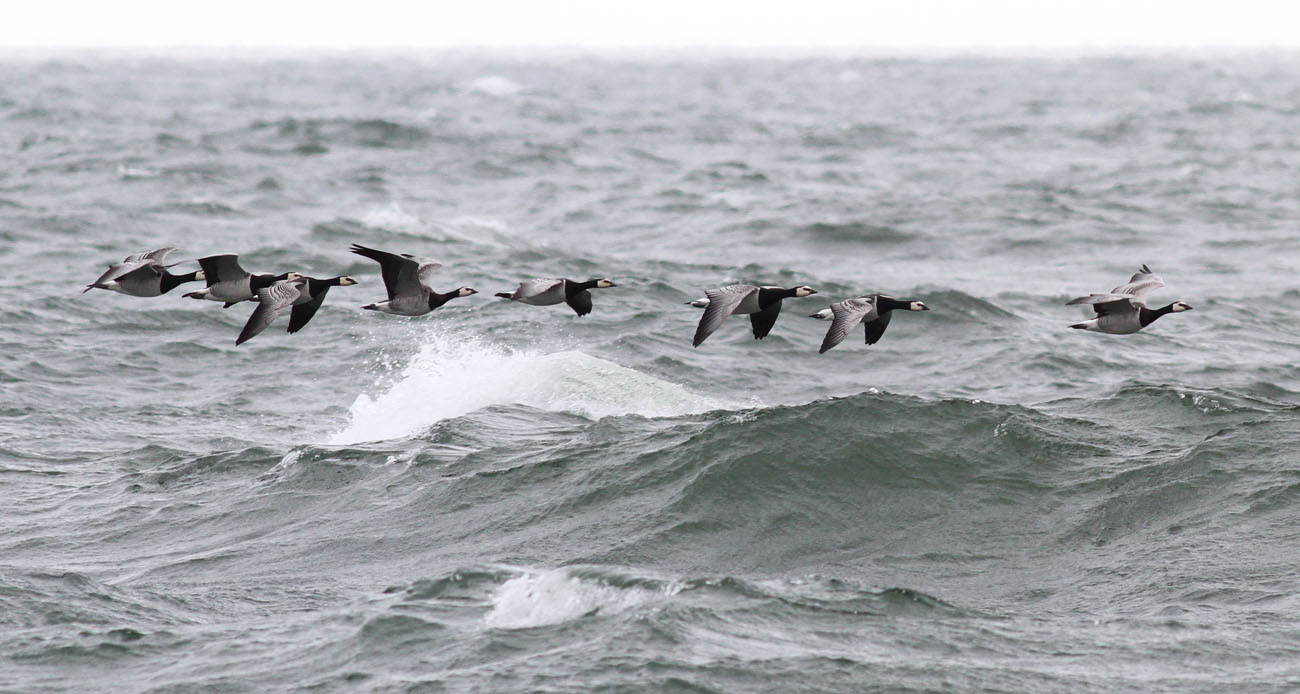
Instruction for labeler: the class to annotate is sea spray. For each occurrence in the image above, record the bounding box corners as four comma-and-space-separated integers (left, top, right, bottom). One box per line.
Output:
331, 327, 726, 444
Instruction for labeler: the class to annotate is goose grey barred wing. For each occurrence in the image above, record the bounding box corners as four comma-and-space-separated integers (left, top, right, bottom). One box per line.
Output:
87, 260, 150, 291
1068, 266, 1164, 307
818, 297, 876, 353
114, 247, 175, 266
692, 285, 756, 347
236, 280, 302, 345
197, 254, 248, 286
1110, 265, 1164, 303
86, 247, 181, 291
139, 247, 178, 264
1066, 293, 1134, 306
414, 259, 443, 289
861, 310, 894, 345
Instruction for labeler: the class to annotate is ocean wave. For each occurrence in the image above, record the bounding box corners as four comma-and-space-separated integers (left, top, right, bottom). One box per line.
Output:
652, 394, 1075, 507
800, 122, 911, 149
1055, 382, 1296, 423
148, 201, 242, 217
329, 329, 727, 444
912, 288, 1021, 321
204, 117, 433, 154
0, 569, 180, 632
125, 446, 283, 490
385, 564, 961, 634
465, 386, 1293, 566
484, 568, 670, 629
797, 221, 916, 244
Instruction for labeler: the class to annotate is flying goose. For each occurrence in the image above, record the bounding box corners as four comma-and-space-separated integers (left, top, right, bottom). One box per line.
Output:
236, 277, 309, 345
812, 294, 929, 353
691, 284, 817, 347
1067, 264, 1192, 334
183, 254, 301, 307
495, 278, 617, 316
286, 276, 358, 334
237, 275, 363, 345
84, 247, 205, 297
350, 244, 475, 315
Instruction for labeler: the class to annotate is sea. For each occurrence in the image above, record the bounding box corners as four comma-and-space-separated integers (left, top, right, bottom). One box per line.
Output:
2, 50, 1300, 693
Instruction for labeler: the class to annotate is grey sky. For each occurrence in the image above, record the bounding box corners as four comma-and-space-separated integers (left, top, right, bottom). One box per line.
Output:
7, 0, 1299, 51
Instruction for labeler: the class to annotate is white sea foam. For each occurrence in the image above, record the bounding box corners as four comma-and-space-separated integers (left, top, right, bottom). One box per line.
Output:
443, 216, 516, 247
484, 569, 665, 630
361, 203, 426, 235
329, 329, 723, 444
466, 75, 523, 96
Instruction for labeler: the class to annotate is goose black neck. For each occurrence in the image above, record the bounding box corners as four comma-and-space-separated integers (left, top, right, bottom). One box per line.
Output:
876, 297, 914, 313
757, 286, 798, 306
308, 276, 344, 293
566, 279, 600, 296
159, 270, 201, 294
1139, 303, 1175, 327
428, 289, 461, 309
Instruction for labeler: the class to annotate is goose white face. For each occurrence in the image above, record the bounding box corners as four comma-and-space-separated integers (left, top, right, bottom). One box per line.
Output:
1172, 301, 1192, 312
910, 301, 930, 311
195, 270, 206, 281
810, 308, 834, 320
595, 279, 616, 289
458, 287, 478, 297
286, 272, 304, 280
794, 286, 817, 297
339, 276, 357, 286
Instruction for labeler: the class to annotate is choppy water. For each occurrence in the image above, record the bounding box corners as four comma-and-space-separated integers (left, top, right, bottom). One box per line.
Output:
3, 51, 1300, 692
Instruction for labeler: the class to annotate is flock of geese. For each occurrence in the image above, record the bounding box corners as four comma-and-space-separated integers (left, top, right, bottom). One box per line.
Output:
84, 246, 1193, 350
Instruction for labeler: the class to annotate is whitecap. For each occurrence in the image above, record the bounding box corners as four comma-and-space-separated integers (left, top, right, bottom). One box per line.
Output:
466, 75, 522, 96
483, 568, 663, 630
329, 329, 725, 444
360, 203, 426, 235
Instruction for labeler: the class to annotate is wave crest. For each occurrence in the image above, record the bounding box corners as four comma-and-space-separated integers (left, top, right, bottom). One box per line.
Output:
330, 330, 725, 444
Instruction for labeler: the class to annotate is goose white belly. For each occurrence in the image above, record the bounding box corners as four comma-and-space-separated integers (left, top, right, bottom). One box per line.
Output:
1074, 311, 1143, 334
386, 294, 433, 316
195, 277, 253, 302
1095, 312, 1144, 334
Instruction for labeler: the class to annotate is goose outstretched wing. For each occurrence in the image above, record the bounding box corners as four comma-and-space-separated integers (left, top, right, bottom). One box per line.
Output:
693, 285, 756, 347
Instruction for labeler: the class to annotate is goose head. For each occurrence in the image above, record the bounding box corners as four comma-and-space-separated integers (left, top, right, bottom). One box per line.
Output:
793, 286, 817, 297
